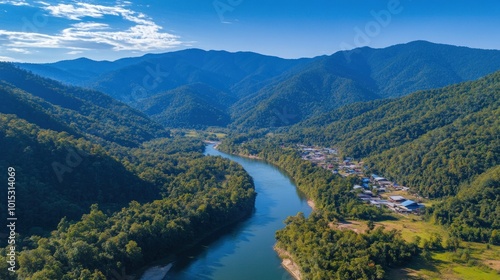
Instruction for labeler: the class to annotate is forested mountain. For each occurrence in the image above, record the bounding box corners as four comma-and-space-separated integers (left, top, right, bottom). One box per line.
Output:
17, 41, 500, 129
16, 58, 125, 86
0, 63, 169, 232
18, 49, 309, 101
134, 83, 236, 128
287, 70, 500, 198
0, 63, 168, 147
0, 114, 159, 233
217, 70, 500, 278
0, 64, 257, 278
231, 41, 500, 128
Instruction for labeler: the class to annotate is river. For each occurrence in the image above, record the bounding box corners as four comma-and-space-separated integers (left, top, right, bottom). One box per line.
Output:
141, 144, 312, 280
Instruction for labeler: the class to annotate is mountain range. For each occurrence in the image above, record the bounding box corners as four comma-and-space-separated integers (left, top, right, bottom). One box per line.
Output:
17, 41, 500, 129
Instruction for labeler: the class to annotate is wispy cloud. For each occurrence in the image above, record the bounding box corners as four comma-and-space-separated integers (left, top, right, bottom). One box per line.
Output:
6, 47, 31, 54
0, 0, 30, 6
66, 50, 82, 55
0, 55, 17, 61
0, 1, 183, 54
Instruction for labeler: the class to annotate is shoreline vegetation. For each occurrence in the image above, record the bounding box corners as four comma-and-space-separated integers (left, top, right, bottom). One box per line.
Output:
2, 139, 257, 279
216, 140, 424, 279
213, 143, 312, 279
136, 208, 254, 279
211, 142, 263, 160
217, 137, 500, 279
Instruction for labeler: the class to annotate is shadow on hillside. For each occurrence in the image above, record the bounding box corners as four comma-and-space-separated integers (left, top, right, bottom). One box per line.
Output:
386, 255, 444, 280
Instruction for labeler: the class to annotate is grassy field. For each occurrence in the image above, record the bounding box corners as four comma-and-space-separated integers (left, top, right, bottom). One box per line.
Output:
333, 213, 500, 279
173, 129, 227, 140
373, 214, 500, 280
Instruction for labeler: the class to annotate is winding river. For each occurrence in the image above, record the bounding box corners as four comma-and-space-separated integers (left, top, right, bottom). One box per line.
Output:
142, 145, 312, 280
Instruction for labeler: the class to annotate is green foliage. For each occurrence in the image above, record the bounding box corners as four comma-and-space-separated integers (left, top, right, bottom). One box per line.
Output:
0, 114, 161, 233
1, 153, 255, 279
427, 165, 500, 244
135, 83, 235, 128
219, 137, 421, 278
0, 65, 257, 278
220, 139, 383, 220
231, 41, 500, 128
283, 70, 500, 199
276, 213, 418, 280
0, 63, 169, 147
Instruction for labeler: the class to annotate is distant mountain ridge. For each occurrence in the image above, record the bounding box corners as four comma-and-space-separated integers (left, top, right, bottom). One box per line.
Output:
231, 41, 500, 128
16, 41, 500, 129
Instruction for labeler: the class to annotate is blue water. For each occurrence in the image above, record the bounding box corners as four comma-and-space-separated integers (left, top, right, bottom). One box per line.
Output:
144, 145, 312, 280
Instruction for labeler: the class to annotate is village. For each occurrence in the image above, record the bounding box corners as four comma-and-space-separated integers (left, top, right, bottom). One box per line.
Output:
296, 144, 425, 214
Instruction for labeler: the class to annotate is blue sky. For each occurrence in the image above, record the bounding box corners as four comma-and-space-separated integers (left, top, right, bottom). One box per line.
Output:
0, 0, 499, 62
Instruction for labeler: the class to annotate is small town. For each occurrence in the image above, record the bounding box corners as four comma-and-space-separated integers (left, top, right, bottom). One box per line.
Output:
296, 144, 425, 214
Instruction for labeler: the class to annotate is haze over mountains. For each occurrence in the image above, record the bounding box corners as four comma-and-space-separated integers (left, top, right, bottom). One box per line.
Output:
16, 41, 500, 129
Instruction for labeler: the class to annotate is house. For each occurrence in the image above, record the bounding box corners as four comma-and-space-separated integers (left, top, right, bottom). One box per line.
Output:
377, 180, 392, 187
389, 196, 406, 203
400, 200, 424, 212
353, 185, 364, 190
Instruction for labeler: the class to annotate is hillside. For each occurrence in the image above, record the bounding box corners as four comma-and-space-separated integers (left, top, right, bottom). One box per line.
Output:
0, 63, 168, 147
0, 114, 159, 233
287, 70, 500, 198
134, 83, 236, 128
232, 41, 500, 128
428, 164, 500, 243
0, 64, 257, 279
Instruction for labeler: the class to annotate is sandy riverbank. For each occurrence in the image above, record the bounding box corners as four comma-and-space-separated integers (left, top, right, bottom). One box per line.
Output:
139, 263, 173, 280
274, 246, 302, 280
307, 199, 316, 211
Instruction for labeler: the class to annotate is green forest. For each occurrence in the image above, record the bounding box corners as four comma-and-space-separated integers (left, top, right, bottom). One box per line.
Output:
218, 70, 500, 278
0, 65, 256, 279
0, 43, 499, 279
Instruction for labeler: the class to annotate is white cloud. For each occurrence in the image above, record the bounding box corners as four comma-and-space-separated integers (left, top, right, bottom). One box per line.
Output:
66, 50, 82, 55
0, 1, 30, 6
0, 56, 17, 61
0, 1, 183, 53
71, 22, 110, 31
7, 47, 31, 54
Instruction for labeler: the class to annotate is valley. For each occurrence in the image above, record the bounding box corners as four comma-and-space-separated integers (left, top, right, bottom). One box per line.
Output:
1, 40, 499, 280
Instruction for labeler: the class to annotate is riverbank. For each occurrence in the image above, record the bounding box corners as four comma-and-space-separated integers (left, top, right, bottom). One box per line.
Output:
214, 143, 313, 279
137, 201, 255, 278
212, 143, 262, 160
307, 199, 316, 210
274, 246, 302, 280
